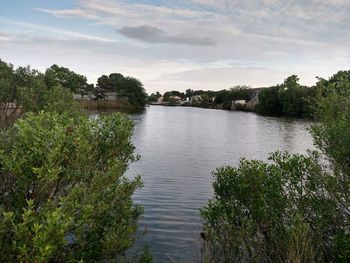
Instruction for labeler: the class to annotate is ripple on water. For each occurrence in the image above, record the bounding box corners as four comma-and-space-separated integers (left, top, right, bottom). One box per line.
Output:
120, 106, 314, 262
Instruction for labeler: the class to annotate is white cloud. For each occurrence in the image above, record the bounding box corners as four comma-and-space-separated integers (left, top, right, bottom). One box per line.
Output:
0, 17, 118, 43
1, 0, 350, 93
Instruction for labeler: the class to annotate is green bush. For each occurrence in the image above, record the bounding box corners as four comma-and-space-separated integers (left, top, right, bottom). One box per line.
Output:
0, 112, 143, 262
201, 152, 338, 262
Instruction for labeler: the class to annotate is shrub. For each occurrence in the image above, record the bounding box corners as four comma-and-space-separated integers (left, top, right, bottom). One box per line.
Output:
0, 112, 143, 262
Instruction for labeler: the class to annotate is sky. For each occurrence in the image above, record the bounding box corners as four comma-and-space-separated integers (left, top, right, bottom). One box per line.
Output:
1, 0, 350, 93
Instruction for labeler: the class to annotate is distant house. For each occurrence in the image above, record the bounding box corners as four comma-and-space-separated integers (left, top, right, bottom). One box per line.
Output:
105, 92, 118, 101
234, 100, 246, 105
157, 96, 164, 104
250, 87, 265, 102
73, 91, 118, 101
191, 95, 202, 103
169, 96, 182, 101
231, 100, 246, 110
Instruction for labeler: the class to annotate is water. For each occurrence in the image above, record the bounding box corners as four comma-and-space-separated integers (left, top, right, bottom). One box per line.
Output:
123, 106, 313, 262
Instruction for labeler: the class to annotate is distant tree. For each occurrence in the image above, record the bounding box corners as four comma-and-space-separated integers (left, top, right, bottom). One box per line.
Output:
124, 77, 147, 107
96, 73, 147, 108
256, 76, 315, 117
185, 89, 194, 98
163, 91, 185, 101
214, 90, 230, 104
45, 64, 88, 93
148, 92, 162, 102
96, 75, 112, 91
256, 86, 282, 116
193, 90, 204, 96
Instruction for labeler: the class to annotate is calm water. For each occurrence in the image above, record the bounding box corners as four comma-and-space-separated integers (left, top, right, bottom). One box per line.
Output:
123, 106, 313, 262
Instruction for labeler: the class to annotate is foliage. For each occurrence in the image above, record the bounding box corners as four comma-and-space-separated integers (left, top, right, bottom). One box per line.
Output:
201, 73, 350, 262
0, 60, 78, 130
221, 86, 253, 110
163, 90, 186, 101
256, 75, 316, 117
201, 152, 338, 262
148, 92, 162, 102
0, 60, 17, 128
45, 64, 88, 94
0, 112, 144, 262
256, 86, 282, 116
97, 73, 147, 108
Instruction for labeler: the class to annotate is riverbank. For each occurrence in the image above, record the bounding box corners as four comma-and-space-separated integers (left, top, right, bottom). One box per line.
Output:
77, 99, 142, 112
150, 100, 257, 114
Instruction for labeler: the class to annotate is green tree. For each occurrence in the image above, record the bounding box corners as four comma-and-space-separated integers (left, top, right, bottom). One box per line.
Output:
148, 92, 162, 102
123, 77, 147, 107
45, 64, 88, 94
96, 73, 147, 108
256, 76, 315, 117
256, 86, 282, 116
163, 91, 186, 101
0, 60, 17, 128
185, 89, 194, 98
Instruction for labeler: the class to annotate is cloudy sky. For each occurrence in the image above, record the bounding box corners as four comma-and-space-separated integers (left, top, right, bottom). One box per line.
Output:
1, 0, 350, 93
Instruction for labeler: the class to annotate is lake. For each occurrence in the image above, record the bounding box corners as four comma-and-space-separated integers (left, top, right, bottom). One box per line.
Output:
124, 106, 314, 262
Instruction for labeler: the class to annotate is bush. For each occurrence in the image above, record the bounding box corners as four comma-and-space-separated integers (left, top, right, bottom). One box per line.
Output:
201, 152, 338, 262
0, 112, 143, 262
201, 74, 350, 262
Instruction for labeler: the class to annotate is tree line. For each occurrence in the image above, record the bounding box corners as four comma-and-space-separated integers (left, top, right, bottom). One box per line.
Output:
0, 59, 148, 116
148, 86, 255, 109
149, 72, 350, 118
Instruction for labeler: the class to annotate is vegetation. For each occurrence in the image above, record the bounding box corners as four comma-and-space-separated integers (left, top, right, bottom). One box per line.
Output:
45, 64, 89, 94
97, 73, 147, 108
256, 75, 316, 117
0, 59, 79, 129
163, 90, 186, 101
0, 59, 148, 122
214, 86, 254, 110
158, 77, 319, 118
147, 92, 162, 103
201, 72, 350, 262
157, 86, 254, 109
0, 59, 151, 262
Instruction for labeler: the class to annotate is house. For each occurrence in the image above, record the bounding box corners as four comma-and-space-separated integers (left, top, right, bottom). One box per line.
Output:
105, 92, 118, 101
169, 96, 182, 101
231, 100, 246, 110
190, 95, 202, 104
234, 100, 246, 105
157, 96, 164, 104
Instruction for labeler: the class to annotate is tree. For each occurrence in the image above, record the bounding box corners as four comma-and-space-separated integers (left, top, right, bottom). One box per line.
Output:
0, 112, 144, 262
45, 64, 88, 94
148, 92, 162, 102
96, 73, 147, 108
123, 77, 147, 107
279, 75, 307, 117
256, 76, 315, 117
256, 86, 282, 116
163, 91, 186, 101
185, 89, 194, 98
0, 60, 17, 128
